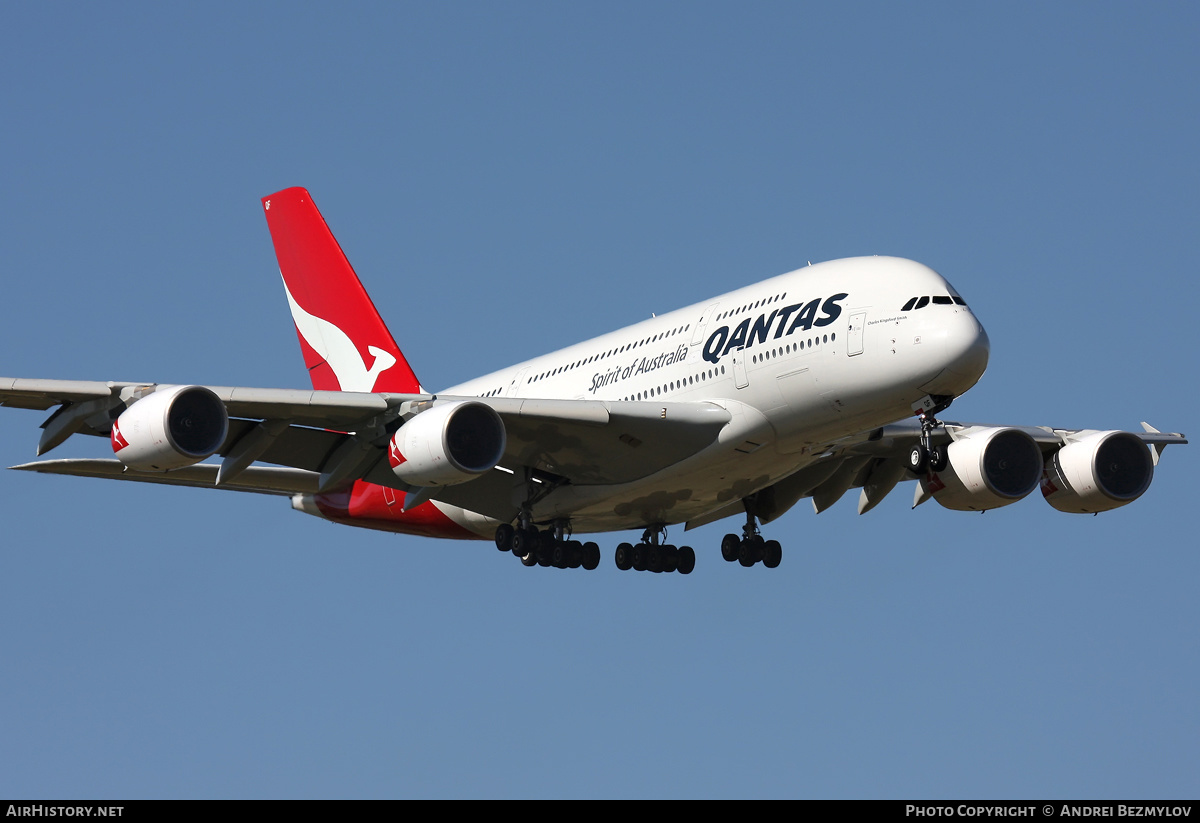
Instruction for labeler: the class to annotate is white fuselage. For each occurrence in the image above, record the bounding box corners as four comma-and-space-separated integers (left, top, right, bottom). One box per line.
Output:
441, 256, 990, 535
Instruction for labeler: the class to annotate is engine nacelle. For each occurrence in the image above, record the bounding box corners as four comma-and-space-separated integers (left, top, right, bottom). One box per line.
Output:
389, 401, 506, 486
111, 385, 229, 471
1041, 430, 1154, 513
929, 427, 1044, 511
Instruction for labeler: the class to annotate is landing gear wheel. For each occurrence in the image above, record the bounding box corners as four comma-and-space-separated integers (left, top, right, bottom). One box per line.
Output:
738, 535, 765, 567
632, 543, 648, 572
511, 528, 538, 557
677, 546, 696, 575
662, 545, 679, 574
929, 445, 949, 473
721, 533, 741, 562
520, 552, 537, 567
647, 545, 663, 573
907, 444, 928, 474
495, 523, 514, 552
582, 542, 600, 571
563, 540, 580, 569
614, 542, 634, 571
763, 540, 782, 569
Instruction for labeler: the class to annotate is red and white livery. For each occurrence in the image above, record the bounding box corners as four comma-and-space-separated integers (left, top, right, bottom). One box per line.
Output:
1, 188, 1186, 574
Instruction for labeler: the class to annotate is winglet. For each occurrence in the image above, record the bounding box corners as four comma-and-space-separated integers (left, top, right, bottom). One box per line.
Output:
262, 188, 423, 394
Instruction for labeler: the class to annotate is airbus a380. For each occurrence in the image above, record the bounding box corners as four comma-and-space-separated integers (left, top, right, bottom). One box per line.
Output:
0, 188, 1187, 574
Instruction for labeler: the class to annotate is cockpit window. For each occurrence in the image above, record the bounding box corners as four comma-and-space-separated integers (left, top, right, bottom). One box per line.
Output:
904, 294, 968, 310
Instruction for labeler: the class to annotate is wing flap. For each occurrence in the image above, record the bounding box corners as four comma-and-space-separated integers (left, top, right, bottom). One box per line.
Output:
484, 398, 731, 485
9, 459, 318, 495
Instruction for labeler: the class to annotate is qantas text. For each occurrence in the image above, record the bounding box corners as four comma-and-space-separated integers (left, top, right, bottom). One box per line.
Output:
702, 293, 848, 364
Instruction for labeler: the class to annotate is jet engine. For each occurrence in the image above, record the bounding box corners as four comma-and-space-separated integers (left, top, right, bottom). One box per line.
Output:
389, 400, 506, 486
929, 426, 1044, 511
1041, 430, 1154, 513
111, 385, 229, 471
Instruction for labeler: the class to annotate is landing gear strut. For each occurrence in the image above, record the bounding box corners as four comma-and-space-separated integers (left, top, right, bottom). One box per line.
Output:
722, 498, 782, 568
493, 470, 599, 571
907, 394, 954, 474
614, 526, 695, 575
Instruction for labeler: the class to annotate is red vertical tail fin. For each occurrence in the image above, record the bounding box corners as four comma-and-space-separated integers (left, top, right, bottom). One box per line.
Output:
261, 187, 423, 394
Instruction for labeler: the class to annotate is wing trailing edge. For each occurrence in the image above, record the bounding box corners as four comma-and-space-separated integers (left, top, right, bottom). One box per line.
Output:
9, 459, 318, 496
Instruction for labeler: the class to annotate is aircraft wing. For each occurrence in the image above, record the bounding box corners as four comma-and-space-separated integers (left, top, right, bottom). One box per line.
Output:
458, 396, 731, 484
684, 417, 1187, 529
2, 378, 732, 503
0, 378, 118, 410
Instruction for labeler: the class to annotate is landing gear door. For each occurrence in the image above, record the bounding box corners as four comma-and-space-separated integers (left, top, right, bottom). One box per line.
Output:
847, 312, 867, 356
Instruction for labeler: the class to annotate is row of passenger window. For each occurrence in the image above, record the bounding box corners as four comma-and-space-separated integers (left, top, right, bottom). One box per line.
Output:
482, 330, 834, 399
528, 323, 692, 384
618, 366, 728, 402
750, 332, 835, 364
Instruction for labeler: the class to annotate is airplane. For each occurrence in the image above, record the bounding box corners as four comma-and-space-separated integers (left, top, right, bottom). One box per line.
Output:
0, 187, 1187, 574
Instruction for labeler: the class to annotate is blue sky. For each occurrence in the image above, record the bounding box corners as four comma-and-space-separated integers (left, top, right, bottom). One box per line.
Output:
1, 2, 1196, 799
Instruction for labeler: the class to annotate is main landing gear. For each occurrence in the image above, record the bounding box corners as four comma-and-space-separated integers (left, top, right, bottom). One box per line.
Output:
495, 472, 600, 570
494, 521, 600, 571
721, 500, 782, 568
614, 527, 700, 573
614, 526, 696, 575
906, 394, 954, 475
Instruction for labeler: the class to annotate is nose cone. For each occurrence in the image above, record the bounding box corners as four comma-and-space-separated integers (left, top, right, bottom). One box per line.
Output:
919, 312, 990, 398
944, 314, 990, 388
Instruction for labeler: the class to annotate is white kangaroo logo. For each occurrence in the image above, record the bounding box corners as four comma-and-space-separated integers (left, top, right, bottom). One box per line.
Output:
282, 276, 397, 392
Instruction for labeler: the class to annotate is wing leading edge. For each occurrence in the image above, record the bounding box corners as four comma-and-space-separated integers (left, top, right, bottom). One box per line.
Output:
3, 377, 732, 503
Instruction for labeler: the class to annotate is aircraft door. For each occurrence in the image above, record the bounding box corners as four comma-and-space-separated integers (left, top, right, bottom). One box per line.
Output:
732, 347, 749, 389
505, 367, 530, 397
690, 302, 721, 347
847, 312, 867, 356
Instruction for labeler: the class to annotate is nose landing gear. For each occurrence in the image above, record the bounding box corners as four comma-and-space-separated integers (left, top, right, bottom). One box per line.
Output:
907, 394, 955, 475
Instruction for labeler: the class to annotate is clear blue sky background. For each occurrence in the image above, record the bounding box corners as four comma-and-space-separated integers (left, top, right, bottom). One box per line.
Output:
1, 2, 1196, 799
